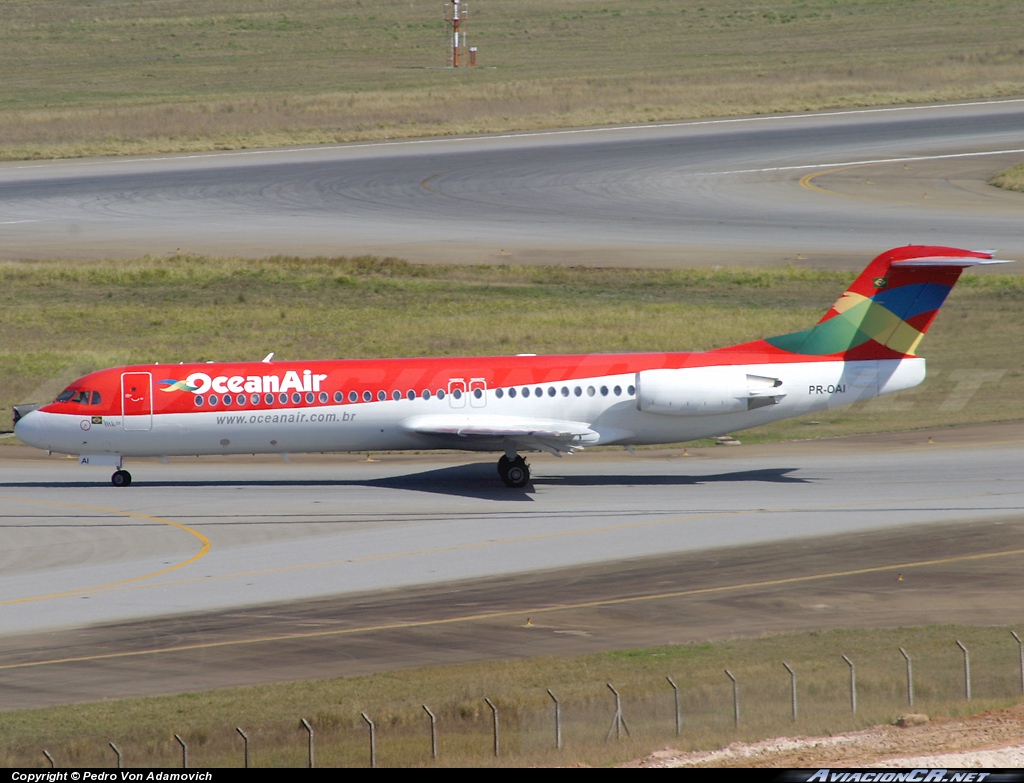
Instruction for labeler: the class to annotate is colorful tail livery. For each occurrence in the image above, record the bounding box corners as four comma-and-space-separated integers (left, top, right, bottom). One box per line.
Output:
14, 246, 1010, 488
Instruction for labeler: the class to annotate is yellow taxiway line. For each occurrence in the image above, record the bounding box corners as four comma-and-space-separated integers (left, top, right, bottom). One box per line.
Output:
0, 496, 210, 606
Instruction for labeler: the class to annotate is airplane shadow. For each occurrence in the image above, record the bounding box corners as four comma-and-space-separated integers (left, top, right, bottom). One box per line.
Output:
0, 464, 814, 502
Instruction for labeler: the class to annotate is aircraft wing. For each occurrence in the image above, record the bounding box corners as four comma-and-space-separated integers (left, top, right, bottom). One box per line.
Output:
400, 414, 602, 455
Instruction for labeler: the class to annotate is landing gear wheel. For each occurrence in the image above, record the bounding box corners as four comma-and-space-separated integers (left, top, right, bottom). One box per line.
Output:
111, 469, 132, 487
498, 455, 530, 488
497, 454, 512, 483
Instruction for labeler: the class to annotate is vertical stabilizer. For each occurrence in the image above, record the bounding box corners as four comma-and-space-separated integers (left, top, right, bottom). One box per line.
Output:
764, 246, 1009, 359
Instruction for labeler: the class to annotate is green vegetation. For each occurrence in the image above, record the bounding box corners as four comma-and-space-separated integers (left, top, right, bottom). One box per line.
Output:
991, 162, 1024, 192
1, 626, 1021, 767
2, 255, 1022, 442
2, 0, 1024, 159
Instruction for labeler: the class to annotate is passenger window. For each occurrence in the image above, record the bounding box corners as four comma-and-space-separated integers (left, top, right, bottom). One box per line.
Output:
305, 392, 314, 403
237, 394, 247, 405
349, 391, 358, 402
279, 393, 289, 404
251, 394, 260, 405
195, 396, 204, 407
377, 390, 386, 401
266, 393, 276, 404
437, 389, 446, 400
496, 388, 504, 399
574, 386, 582, 397
452, 389, 462, 400
392, 390, 401, 401
587, 386, 596, 397
628, 385, 636, 396
561, 387, 569, 397
473, 389, 483, 399
614, 385, 622, 396
600, 386, 609, 396
362, 391, 372, 402
509, 388, 517, 398
292, 392, 302, 404
407, 390, 416, 400
422, 389, 431, 400
223, 395, 232, 406
334, 391, 344, 403
209, 395, 219, 406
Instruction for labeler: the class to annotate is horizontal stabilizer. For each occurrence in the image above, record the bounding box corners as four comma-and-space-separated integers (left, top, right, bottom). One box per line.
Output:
892, 257, 1014, 267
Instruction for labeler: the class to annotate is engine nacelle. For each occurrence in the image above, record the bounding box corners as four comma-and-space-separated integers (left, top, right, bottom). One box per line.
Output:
635, 368, 785, 416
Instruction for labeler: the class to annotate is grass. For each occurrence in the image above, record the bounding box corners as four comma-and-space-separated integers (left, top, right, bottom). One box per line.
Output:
991, 163, 1024, 192
2, 0, 1024, 159
2, 255, 1023, 443
1, 625, 1021, 767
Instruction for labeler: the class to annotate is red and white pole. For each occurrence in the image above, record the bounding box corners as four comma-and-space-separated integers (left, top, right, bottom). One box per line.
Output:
452, 1, 461, 67
445, 1, 468, 67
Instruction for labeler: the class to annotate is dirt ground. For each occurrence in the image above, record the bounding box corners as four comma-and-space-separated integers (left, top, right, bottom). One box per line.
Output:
629, 704, 1024, 767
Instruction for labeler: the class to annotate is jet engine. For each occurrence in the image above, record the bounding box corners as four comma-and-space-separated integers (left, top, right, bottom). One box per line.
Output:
635, 368, 785, 416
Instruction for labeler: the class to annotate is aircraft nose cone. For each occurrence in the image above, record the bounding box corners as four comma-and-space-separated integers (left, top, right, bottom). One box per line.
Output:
13, 409, 46, 449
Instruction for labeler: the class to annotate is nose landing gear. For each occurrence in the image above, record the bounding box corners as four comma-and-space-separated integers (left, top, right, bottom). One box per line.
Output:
497, 453, 530, 488
111, 469, 132, 487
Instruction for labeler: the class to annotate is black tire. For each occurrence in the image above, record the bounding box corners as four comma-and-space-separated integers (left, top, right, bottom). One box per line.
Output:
502, 457, 530, 488
111, 469, 132, 487
497, 454, 512, 482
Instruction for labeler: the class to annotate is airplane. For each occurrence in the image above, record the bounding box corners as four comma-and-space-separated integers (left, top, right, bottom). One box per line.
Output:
13, 245, 1010, 488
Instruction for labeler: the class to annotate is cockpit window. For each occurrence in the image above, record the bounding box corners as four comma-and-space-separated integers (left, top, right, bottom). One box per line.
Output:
55, 389, 100, 404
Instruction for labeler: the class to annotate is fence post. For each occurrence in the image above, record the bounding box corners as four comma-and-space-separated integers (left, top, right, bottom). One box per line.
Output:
605, 683, 631, 740
485, 698, 499, 757
547, 689, 562, 749
236, 727, 250, 768
782, 662, 797, 721
956, 640, 971, 700
109, 742, 122, 769
174, 734, 188, 769
301, 718, 314, 768
1012, 631, 1023, 696
899, 647, 914, 707
423, 705, 438, 760
361, 713, 376, 769
666, 676, 681, 736
724, 670, 739, 727
842, 655, 856, 714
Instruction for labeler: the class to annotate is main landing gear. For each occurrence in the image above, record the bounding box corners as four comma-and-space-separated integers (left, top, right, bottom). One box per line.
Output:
111, 469, 132, 487
497, 453, 530, 488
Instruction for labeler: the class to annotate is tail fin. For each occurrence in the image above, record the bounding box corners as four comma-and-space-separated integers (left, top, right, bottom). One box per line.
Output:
764, 245, 1011, 359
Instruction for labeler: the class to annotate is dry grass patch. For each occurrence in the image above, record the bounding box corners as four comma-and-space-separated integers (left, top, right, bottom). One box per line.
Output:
990, 162, 1024, 192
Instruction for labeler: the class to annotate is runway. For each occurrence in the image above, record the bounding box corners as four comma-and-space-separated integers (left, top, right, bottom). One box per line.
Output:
1, 100, 1023, 266
2, 424, 1024, 707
